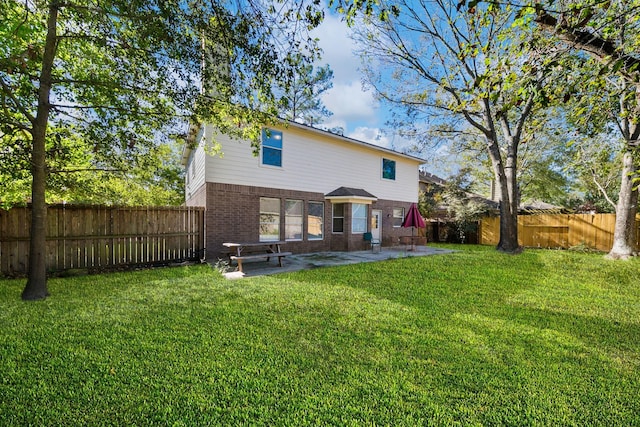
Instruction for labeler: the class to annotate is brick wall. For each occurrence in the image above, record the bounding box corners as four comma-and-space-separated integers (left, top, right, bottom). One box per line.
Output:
203, 182, 418, 260
372, 199, 423, 247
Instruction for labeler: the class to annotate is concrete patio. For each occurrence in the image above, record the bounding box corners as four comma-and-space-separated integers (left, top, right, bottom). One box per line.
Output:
220, 245, 454, 279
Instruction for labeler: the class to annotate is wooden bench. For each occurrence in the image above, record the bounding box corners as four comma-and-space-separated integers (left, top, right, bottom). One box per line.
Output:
230, 252, 292, 273
219, 247, 232, 260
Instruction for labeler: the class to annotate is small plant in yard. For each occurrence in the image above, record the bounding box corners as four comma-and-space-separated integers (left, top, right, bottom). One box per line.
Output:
441, 170, 491, 243
1, 246, 639, 425
213, 257, 232, 274
568, 241, 602, 253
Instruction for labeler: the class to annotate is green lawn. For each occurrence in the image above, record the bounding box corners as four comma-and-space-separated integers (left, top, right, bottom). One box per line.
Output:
1, 245, 639, 426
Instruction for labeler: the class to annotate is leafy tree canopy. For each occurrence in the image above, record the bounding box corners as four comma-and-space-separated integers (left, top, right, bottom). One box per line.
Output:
1, 0, 324, 208
2, 0, 325, 299
276, 53, 334, 126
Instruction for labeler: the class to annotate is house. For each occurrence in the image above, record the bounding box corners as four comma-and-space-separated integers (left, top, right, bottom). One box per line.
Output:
418, 170, 498, 243
182, 121, 425, 260
419, 170, 499, 220
419, 171, 569, 243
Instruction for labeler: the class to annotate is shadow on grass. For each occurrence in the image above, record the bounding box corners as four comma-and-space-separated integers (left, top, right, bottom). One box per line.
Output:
1, 248, 639, 425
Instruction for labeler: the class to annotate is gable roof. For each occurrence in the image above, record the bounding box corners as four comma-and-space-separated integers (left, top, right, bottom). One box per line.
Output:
325, 187, 377, 199
325, 187, 378, 204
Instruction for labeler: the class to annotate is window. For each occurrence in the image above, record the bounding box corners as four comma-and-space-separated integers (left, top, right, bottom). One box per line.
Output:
308, 202, 324, 240
259, 197, 280, 241
262, 128, 283, 167
393, 207, 405, 227
352, 203, 367, 233
332, 203, 344, 233
285, 199, 303, 241
382, 158, 396, 180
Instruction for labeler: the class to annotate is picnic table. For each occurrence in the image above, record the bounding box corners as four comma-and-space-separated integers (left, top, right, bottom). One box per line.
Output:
222, 241, 291, 273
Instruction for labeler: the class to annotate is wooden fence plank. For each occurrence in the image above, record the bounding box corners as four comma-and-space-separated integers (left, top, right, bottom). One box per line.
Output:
0, 205, 205, 276
481, 213, 639, 251
1, 208, 30, 274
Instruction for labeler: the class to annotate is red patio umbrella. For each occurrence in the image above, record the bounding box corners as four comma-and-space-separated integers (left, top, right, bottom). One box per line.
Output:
401, 203, 426, 250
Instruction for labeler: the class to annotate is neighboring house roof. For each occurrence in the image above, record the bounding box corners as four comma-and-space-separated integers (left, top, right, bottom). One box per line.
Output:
521, 200, 562, 210
519, 200, 569, 214
470, 195, 500, 210
419, 170, 498, 208
419, 171, 448, 186
419, 170, 500, 218
421, 170, 565, 215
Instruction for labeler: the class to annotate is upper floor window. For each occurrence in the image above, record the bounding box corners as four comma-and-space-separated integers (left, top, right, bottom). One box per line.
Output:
382, 158, 396, 180
262, 128, 283, 167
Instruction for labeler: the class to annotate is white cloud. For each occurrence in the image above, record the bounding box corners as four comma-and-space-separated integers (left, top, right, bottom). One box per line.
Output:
321, 82, 378, 124
312, 13, 361, 82
312, 11, 380, 131
346, 126, 388, 146
347, 127, 422, 154
309, 8, 458, 178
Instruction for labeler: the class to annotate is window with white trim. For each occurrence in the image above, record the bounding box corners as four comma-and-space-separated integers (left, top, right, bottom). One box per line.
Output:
308, 202, 324, 240
259, 197, 280, 241
393, 207, 405, 227
285, 199, 303, 241
382, 158, 396, 180
262, 128, 283, 167
352, 203, 367, 233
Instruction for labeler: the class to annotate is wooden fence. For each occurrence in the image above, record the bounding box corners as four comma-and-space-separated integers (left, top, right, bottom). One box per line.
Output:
480, 213, 640, 251
0, 205, 205, 276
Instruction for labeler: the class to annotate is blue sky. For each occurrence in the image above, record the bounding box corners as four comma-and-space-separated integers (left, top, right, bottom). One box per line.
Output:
311, 11, 381, 139
310, 7, 456, 177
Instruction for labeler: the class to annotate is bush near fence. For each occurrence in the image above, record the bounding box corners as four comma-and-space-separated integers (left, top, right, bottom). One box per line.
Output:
0, 205, 205, 276
480, 213, 640, 251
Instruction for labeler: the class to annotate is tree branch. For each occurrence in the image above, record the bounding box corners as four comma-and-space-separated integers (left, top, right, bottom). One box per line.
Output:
512, 80, 541, 142
11, 0, 31, 37
590, 166, 617, 209
49, 103, 175, 118
49, 168, 121, 174
0, 117, 33, 133
0, 76, 36, 124
535, 12, 640, 80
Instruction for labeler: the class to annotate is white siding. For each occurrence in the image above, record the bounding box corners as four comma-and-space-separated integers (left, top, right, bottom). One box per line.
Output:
184, 134, 207, 204
203, 124, 421, 202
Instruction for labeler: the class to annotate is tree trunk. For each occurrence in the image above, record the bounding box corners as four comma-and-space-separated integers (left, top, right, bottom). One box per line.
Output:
535, 12, 640, 260
486, 134, 521, 253
608, 150, 638, 259
21, 3, 58, 300
496, 172, 521, 253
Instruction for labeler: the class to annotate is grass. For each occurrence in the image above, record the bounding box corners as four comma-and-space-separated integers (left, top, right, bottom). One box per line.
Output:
1, 245, 639, 426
